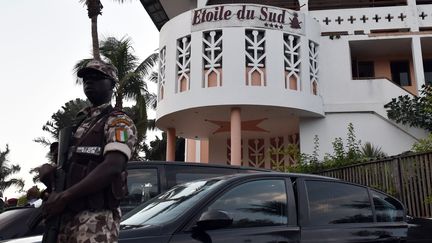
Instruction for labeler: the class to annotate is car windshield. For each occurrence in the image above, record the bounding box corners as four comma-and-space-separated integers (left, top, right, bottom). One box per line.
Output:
121, 178, 224, 227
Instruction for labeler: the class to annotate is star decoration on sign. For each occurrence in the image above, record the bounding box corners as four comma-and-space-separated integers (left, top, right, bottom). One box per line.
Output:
206, 118, 269, 134
264, 23, 283, 29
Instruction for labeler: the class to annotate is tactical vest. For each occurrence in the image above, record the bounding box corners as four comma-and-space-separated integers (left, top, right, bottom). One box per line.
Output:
65, 108, 128, 212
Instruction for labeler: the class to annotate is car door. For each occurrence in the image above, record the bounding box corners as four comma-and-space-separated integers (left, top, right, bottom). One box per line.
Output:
297, 179, 406, 243
121, 166, 161, 214
170, 177, 300, 243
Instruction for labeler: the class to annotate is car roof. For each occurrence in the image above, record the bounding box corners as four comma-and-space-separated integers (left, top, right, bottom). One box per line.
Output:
127, 160, 271, 172
203, 171, 340, 182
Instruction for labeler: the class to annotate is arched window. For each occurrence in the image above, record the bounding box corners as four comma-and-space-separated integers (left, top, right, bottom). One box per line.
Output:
176, 36, 191, 93
312, 81, 318, 95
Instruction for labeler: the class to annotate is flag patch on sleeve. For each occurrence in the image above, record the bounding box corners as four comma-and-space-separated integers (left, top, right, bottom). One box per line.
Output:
115, 128, 128, 142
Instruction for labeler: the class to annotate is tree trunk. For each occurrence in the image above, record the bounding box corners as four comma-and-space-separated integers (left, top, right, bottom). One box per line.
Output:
91, 16, 101, 60
115, 94, 123, 109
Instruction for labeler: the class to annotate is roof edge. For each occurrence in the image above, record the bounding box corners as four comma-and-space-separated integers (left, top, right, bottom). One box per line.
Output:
139, 0, 169, 30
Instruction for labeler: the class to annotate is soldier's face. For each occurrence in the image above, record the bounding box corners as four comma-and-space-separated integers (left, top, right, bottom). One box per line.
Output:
82, 72, 113, 105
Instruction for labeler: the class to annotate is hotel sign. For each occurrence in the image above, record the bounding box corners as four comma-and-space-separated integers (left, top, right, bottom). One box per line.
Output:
191, 4, 305, 34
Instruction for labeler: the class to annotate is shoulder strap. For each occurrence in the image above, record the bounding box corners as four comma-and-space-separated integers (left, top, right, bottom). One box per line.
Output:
74, 105, 114, 146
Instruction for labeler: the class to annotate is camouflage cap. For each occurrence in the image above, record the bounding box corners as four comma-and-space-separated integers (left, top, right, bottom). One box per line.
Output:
77, 59, 119, 83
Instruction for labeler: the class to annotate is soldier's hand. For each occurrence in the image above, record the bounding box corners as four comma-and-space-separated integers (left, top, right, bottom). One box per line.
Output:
37, 163, 56, 187
42, 191, 69, 218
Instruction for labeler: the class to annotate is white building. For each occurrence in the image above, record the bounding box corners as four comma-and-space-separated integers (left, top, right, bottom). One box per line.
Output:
141, 0, 431, 169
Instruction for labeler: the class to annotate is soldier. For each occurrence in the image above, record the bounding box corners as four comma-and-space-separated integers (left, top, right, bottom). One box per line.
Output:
39, 59, 137, 243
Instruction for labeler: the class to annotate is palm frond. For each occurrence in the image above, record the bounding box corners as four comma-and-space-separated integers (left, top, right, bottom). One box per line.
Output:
33, 137, 52, 147
135, 52, 158, 78
361, 142, 387, 160
147, 119, 156, 131
0, 178, 25, 192
0, 145, 24, 192
148, 70, 159, 84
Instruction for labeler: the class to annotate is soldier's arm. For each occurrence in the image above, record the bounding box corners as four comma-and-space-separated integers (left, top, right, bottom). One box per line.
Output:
63, 113, 136, 202
43, 113, 137, 217
43, 152, 126, 217
61, 151, 126, 202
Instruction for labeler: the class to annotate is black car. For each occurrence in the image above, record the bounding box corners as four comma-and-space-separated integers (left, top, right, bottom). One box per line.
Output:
0, 161, 267, 241
0, 206, 44, 241
4, 172, 432, 243
119, 172, 409, 243
122, 161, 268, 214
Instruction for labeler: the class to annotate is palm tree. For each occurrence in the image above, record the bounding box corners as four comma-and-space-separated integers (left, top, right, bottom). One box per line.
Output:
74, 36, 158, 159
79, 0, 131, 60
0, 145, 24, 195
360, 142, 387, 160
34, 98, 90, 146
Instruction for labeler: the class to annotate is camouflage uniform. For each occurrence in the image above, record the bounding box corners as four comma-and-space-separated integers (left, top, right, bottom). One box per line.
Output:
58, 208, 121, 243
57, 60, 137, 243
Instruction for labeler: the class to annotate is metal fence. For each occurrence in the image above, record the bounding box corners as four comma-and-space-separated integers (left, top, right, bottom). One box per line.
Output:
317, 152, 432, 218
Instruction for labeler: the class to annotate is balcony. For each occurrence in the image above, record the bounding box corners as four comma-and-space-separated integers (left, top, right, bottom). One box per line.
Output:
349, 38, 432, 95
310, 2, 432, 34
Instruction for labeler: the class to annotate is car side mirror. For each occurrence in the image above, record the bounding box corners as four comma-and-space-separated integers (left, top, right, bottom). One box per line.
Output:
196, 210, 233, 230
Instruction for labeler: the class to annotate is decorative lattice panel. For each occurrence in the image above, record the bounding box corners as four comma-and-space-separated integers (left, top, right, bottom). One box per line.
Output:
269, 137, 285, 171
245, 29, 266, 86
158, 47, 166, 101
287, 133, 300, 166
283, 34, 301, 91
247, 138, 265, 168
203, 30, 223, 88
309, 41, 319, 95
176, 35, 191, 92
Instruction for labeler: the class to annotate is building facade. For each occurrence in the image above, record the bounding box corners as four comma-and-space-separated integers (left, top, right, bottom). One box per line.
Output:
141, 0, 431, 169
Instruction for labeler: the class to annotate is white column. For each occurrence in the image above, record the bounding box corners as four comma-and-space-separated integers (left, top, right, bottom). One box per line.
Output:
412, 36, 425, 93
300, 37, 311, 93
407, 0, 419, 32
230, 107, 242, 166
184, 138, 188, 161
195, 139, 201, 163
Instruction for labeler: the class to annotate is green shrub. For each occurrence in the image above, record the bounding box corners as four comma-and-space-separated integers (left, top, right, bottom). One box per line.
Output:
285, 123, 387, 174
412, 133, 432, 153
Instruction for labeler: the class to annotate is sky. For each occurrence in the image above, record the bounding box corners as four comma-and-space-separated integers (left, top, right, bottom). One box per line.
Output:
0, 0, 160, 198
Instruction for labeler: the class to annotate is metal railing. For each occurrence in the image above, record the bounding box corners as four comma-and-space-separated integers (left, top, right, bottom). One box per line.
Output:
309, 0, 407, 10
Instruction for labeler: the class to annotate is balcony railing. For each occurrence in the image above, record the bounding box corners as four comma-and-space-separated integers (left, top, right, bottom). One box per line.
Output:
207, 0, 299, 10
208, 0, 408, 10
309, 0, 407, 10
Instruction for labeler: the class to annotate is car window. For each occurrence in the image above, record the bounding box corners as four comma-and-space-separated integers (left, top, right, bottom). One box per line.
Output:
371, 190, 404, 222
121, 178, 224, 226
120, 168, 159, 214
166, 165, 237, 188
203, 179, 288, 228
305, 180, 373, 225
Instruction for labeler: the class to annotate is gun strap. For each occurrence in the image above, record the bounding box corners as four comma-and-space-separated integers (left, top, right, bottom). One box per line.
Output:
74, 106, 116, 149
